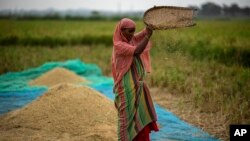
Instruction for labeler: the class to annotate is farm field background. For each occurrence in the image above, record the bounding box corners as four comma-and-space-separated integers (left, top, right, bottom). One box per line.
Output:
0, 19, 250, 140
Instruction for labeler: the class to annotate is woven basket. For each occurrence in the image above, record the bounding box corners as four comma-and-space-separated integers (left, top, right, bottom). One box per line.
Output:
143, 6, 197, 30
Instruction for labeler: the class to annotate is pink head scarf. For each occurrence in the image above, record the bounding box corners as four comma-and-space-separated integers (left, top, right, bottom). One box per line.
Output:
113, 18, 136, 43
112, 18, 152, 86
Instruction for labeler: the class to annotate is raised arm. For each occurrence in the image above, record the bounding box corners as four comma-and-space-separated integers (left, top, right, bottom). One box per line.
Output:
134, 26, 153, 55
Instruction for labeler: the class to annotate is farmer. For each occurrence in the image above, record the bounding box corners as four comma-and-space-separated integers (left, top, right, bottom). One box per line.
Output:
111, 18, 159, 141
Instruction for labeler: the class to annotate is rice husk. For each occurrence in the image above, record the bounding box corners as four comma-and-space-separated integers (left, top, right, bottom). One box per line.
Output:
0, 83, 117, 141
29, 67, 88, 87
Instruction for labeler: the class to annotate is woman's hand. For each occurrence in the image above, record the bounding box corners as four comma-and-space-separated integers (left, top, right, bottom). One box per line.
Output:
146, 25, 153, 37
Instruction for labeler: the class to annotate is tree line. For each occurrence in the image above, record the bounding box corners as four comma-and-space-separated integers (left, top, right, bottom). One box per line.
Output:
0, 2, 249, 20
195, 2, 250, 17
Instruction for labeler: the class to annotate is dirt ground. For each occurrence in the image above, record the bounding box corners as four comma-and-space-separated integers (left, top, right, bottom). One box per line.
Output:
150, 87, 227, 141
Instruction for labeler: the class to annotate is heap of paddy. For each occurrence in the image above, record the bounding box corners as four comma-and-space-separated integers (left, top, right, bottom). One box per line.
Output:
29, 67, 89, 87
0, 67, 117, 141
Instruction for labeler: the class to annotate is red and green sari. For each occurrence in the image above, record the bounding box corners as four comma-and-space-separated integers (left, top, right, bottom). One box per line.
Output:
114, 56, 159, 141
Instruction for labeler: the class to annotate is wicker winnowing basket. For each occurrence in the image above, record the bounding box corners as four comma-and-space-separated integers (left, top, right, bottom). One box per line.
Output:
143, 6, 197, 30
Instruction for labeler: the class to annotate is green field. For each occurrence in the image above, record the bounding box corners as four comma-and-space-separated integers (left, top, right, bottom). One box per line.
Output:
1, 19, 250, 139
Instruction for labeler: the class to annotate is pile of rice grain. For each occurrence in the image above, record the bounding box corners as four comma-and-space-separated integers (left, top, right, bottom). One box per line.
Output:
0, 67, 117, 141
29, 67, 88, 87
0, 83, 117, 141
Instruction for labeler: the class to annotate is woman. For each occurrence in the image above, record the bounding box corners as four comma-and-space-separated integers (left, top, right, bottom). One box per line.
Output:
112, 18, 159, 141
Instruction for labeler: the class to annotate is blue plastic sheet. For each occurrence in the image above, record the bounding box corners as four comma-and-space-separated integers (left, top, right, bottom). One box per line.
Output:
0, 59, 220, 141
0, 89, 46, 114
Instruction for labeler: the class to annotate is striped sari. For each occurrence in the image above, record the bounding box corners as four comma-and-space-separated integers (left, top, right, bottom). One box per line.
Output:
114, 56, 158, 141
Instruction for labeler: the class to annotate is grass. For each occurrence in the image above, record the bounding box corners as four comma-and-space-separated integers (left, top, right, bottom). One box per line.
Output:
0, 45, 112, 75
0, 20, 116, 46
0, 19, 250, 140
152, 20, 250, 67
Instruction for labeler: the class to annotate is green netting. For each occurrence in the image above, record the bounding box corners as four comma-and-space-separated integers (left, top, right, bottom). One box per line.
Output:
0, 59, 111, 92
